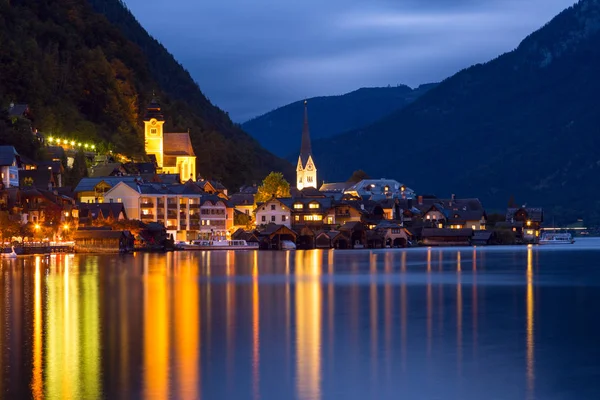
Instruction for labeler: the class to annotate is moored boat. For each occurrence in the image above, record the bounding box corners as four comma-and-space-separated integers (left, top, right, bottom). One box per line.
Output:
180, 239, 259, 250
539, 232, 575, 245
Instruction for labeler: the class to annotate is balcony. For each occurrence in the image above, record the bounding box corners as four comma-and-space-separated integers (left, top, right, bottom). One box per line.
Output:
141, 214, 155, 221
140, 202, 154, 208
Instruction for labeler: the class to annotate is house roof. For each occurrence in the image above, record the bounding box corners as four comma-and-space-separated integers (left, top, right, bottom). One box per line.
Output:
0, 146, 19, 166
7, 103, 29, 118
230, 193, 254, 206
164, 132, 195, 157
78, 202, 127, 220
259, 224, 298, 238
88, 163, 124, 178
319, 182, 351, 192
339, 221, 365, 231
45, 146, 65, 160
506, 207, 543, 222
74, 177, 138, 193
36, 160, 63, 174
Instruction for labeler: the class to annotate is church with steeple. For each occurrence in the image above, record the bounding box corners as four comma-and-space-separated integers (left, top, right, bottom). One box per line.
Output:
143, 97, 196, 182
296, 101, 317, 190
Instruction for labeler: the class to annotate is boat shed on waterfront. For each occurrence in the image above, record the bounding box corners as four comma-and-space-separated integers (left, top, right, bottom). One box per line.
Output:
73, 229, 134, 253
258, 224, 297, 250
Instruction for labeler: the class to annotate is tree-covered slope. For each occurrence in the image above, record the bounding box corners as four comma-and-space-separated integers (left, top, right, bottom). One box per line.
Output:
242, 84, 436, 157
0, 0, 293, 189
313, 0, 600, 223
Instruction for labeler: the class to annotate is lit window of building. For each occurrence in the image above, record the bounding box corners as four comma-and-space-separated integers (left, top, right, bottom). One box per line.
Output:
309, 203, 319, 209
294, 203, 303, 209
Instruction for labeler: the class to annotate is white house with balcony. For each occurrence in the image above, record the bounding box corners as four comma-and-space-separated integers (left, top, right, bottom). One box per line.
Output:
199, 195, 234, 239
103, 181, 204, 240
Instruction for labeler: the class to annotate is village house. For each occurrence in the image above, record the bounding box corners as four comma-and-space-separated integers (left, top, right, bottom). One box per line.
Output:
78, 203, 127, 226
375, 220, 412, 247
0, 146, 20, 188
344, 178, 415, 200
74, 176, 139, 203
505, 206, 544, 243
255, 197, 292, 228
103, 180, 205, 241
199, 195, 234, 239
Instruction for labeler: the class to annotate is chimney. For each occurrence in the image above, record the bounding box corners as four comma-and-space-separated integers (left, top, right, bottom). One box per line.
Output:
417, 195, 423, 206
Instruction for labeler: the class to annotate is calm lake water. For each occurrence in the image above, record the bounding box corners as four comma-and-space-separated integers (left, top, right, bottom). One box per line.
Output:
2, 239, 600, 399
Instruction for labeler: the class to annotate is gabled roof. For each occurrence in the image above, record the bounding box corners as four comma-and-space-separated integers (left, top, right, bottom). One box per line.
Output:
164, 132, 195, 157
506, 207, 543, 222
88, 163, 125, 178
0, 146, 19, 166
230, 193, 255, 206
144, 97, 165, 121
78, 202, 127, 220
73, 177, 138, 193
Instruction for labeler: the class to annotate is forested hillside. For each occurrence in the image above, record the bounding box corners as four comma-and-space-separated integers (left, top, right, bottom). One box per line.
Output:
312, 0, 600, 223
0, 0, 293, 189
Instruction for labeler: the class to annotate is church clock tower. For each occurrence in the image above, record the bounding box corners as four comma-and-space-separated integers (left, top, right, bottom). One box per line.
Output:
296, 101, 317, 190
143, 97, 165, 168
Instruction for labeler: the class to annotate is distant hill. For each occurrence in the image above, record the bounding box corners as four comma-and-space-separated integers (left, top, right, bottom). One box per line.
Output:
0, 0, 292, 189
312, 0, 600, 223
242, 84, 437, 157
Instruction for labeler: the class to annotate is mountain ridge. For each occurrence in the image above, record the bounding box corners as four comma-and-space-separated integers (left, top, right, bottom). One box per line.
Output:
312, 0, 600, 223
242, 83, 437, 157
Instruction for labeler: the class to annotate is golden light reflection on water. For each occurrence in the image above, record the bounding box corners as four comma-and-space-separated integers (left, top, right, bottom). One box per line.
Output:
45, 255, 100, 400
174, 257, 200, 400
144, 255, 170, 399
31, 257, 42, 400
295, 250, 322, 400
401, 251, 407, 371
472, 248, 479, 358
526, 246, 535, 398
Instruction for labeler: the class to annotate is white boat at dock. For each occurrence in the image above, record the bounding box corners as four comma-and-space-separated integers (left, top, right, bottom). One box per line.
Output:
180, 239, 259, 250
539, 232, 575, 245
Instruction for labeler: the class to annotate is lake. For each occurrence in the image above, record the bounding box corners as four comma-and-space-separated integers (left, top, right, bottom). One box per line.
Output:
2, 239, 600, 399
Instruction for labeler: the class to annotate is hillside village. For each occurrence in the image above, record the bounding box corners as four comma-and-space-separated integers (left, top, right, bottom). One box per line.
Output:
1, 100, 547, 252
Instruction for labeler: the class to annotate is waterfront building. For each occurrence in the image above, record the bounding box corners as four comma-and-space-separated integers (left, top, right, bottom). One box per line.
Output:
344, 178, 415, 200
198, 195, 234, 239
73, 177, 139, 203
506, 206, 544, 243
143, 98, 196, 183
296, 101, 317, 190
254, 197, 292, 228
103, 181, 204, 241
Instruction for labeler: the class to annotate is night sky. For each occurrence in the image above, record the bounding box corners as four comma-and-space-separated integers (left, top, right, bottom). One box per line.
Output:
124, 0, 576, 122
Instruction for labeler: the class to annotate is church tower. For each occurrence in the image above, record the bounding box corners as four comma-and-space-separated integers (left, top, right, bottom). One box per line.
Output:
296, 101, 317, 190
143, 97, 165, 168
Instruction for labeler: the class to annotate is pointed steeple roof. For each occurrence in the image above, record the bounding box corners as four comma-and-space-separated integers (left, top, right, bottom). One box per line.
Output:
299, 100, 312, 167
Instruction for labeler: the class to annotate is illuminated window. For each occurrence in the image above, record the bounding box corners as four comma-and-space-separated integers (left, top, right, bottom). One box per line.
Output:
307, 176, 313, 182
294, 203, 303, 209
117, 198, 122, 203
426, 215, 431, 220
471, 225, 476, 230
309, 203, 319, 209
327, 217, 333, 224
295, 215, 300, 221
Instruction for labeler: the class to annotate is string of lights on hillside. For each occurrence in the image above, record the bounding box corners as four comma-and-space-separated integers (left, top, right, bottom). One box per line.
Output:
47, 137, 96, 150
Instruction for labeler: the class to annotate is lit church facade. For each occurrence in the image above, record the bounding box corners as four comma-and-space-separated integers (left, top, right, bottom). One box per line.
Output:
144, 99, 196, 182
296, 101, 317, 190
